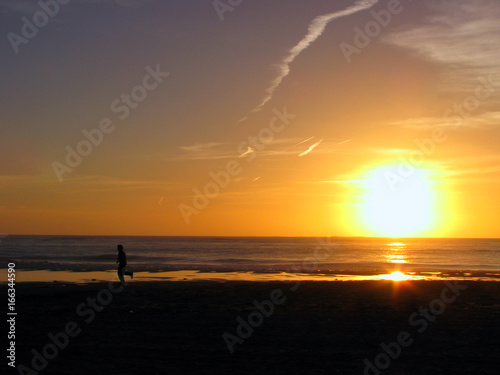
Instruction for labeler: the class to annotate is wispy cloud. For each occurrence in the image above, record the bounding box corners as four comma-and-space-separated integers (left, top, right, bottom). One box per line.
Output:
436, 154, 500, 183
337, 139, 352, 145
172, 137, 356, 161
238, 146, 254, 158
179, 142, 226, 152
178, 142, 233, 160
384, 0, 500, 93
389, 112, 500, 129
298, 139, 323, 156
292, 136, 315, 147
250, 0, 378, 113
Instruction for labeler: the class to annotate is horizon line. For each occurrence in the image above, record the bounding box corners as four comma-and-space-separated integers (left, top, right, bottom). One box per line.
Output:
2, 234, 499, 240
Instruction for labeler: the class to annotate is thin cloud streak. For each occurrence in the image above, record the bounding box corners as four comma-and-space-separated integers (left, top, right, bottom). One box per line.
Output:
251, 0, 378, 113
238, 146, 254, 158
179, 142, 226, 152
338, 139, 352, 145
292, 136, 315, 147
298, 139, 323, 156
172, 138, 368, 161
388, 112, 500, 129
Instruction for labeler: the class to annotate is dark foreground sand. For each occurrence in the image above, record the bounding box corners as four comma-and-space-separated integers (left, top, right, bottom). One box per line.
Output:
4, 280, 500, 375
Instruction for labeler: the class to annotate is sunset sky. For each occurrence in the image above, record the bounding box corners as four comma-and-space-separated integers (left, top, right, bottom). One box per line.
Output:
1, 0, 499, 237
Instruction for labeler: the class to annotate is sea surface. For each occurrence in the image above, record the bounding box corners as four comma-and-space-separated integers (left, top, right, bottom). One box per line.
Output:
1, 236, 500, 281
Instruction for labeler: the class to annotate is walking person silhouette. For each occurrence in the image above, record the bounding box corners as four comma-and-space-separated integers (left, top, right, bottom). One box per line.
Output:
117, 244, 133, 284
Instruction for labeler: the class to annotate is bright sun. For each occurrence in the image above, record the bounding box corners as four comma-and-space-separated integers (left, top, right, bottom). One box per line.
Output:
360, 165, 437, 237
379, 271, 411, 281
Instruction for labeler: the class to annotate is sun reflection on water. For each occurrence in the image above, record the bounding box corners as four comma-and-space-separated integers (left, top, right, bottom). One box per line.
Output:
379, 271, 411, 281
388, 242, 405, 247
386, 242, 408, 264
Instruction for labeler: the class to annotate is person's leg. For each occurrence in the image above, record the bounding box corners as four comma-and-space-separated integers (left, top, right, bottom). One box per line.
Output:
121, 265, 133, 279
117, 265, 125, 284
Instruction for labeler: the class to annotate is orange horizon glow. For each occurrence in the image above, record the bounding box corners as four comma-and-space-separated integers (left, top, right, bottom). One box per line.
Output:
0, 2, 498, 239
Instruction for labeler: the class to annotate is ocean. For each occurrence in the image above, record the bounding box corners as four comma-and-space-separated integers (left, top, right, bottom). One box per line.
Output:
1, 235, 500, 281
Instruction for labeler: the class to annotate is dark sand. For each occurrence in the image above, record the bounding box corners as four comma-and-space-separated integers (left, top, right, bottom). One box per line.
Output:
4, 280, 500, 374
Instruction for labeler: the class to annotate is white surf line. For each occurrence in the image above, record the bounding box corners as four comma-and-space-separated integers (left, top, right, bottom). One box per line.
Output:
251, 0, 378, 114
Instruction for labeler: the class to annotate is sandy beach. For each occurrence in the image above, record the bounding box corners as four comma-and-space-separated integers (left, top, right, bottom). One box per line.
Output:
4, 280, 499, 374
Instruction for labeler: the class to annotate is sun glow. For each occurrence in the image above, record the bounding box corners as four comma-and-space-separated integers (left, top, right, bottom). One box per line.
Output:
360, 165, 438, 237
379, 271, 411, 281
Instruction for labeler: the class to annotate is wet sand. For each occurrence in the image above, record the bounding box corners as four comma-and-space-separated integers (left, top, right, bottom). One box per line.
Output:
4, 280, 500, 374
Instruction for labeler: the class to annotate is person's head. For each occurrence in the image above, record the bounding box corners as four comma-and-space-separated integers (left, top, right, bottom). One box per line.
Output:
117, 244, 123, 252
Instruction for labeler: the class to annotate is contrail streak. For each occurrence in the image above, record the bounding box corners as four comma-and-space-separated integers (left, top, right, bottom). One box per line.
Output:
298, 139, 323, 157
293, 136, 315, 147
251, 0, 378, 113
338, 139, 352, 145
